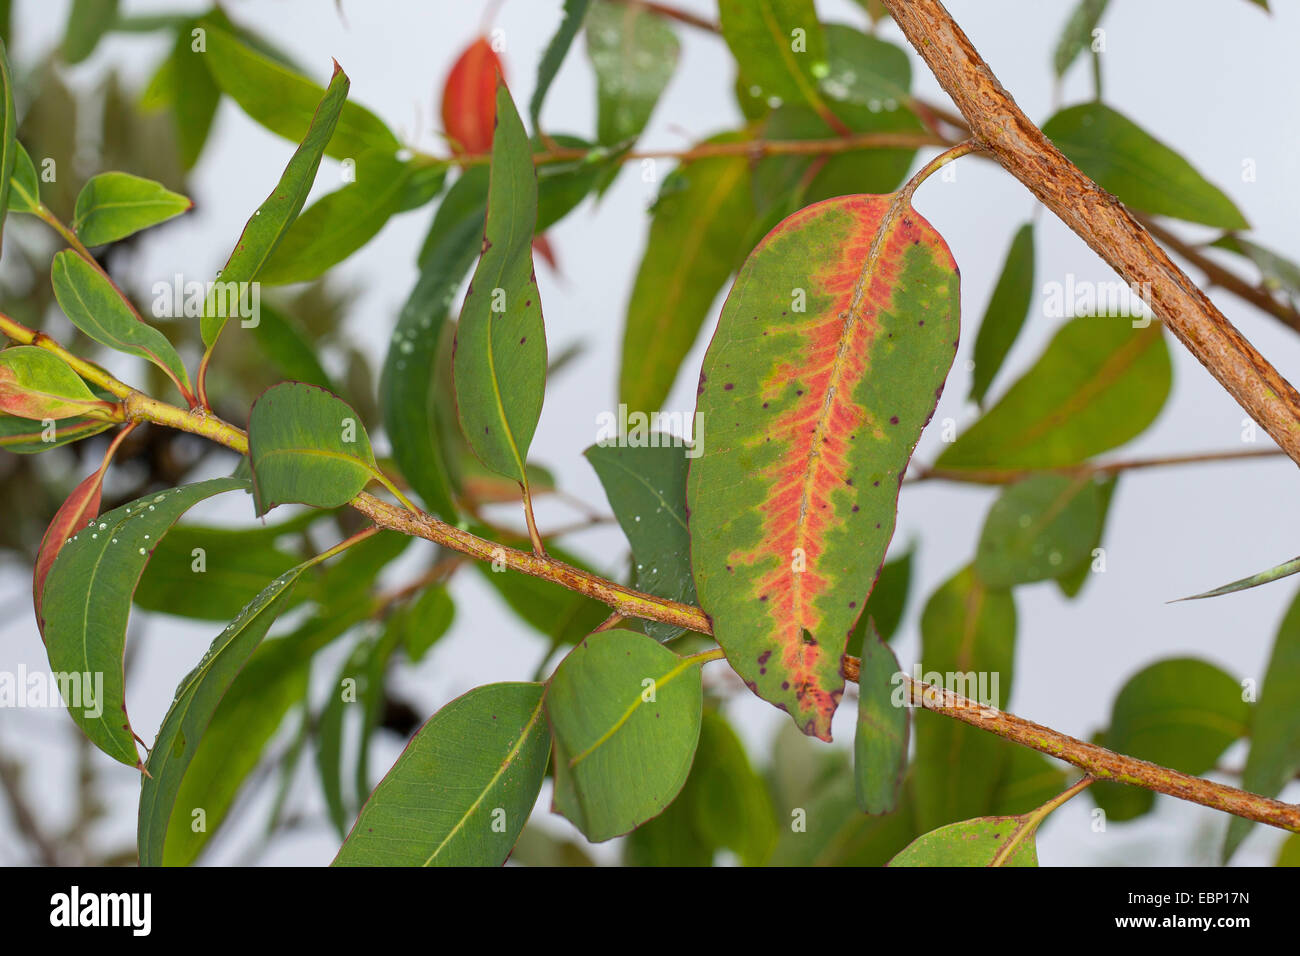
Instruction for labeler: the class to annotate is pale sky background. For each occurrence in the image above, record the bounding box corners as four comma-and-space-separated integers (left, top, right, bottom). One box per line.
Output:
1, 0, 1299, 866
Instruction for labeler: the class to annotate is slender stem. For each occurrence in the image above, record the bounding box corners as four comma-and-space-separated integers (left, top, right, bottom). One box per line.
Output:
607, 0, 716, 32
519, 481, 546, 556
880, 0, 1300, 468
911, 447, 1286, 486
592, 612, 626, 634
372, 471, 420, 514
990, 775, 1094, 866
897, 138, 983, 205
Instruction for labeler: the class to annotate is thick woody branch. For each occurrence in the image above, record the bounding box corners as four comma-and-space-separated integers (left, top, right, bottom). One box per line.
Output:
880, 0, 1300, 466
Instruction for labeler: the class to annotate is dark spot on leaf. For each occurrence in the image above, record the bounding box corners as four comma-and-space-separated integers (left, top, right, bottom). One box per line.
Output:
724, 383, 734, 390
890, 416, 899, 425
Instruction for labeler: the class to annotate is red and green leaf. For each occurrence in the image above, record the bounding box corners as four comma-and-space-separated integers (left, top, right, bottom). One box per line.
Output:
688, 193, 960, 740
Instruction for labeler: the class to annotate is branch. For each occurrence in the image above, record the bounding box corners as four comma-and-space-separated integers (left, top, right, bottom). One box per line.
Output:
880, 0, 1300, 468
34, 384, 1287, 834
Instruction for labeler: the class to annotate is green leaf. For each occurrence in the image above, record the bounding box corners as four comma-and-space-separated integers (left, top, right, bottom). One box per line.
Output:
975, 474, 1103, 588
42, 478, 248, 766
970, 223, 1035, 405
1056, 475, 1116, 598
62, 0, 118, 64
452, 83, 548, 488
585, 0, 679, 146
0, 346, 116, 421
1211, 234, 1300, 308
938, 316, 1171, 471
530, 0, 593, 131
260, 152, 430, 284
398, 583, 454, 663
71, 171, 192, 246
148, 18, 221, 169
851, 546, 912, 643
51, 251, 192, 394
138, 556, 315, 865
1052, 0, 1109, 77
913, 567, 1017, 831
889, 811, 1046, 866
1091, 657, 1249, 822
1042, 102, 1249, 230
547, 630, 704, 841
1279, 834, 1300, 866
201, 21, 397, 161
0, 35, 16, 248
249, 299, 340, 393
0, 413, 111, 452
200, 61, 349, 348
855, 621, 908, 814
335, 682, 550, 866
584, 439, 695, 640
1174, 554, 1300, 601
685, 710, 778, 865
718, 0, 830, 117
380, 170, 487, 519
8, 141, 40, 214
688, 192, 960, 740
619, 136, 757, 412
133, 517, 316, 621
1224, 587, 1300, 859
247, 381, 380, 516
317, 639, 375, 835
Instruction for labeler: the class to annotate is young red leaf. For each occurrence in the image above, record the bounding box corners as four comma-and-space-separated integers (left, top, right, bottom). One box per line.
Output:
688, 193, 960, 741
441, 37, 503, 155
34, 469, 105, 632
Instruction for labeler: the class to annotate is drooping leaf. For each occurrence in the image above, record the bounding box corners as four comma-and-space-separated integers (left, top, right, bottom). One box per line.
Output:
7, 141, 39, 214
530, 0, 592, 131
247, 381, 380, 516
61, 0, 118, 64
138, 557, 316, 865
452, 83, 548, 489
585, 439, 695, 640
51, 251, 192, 395
71, 171, 192, 246
619, 136, 757, 412
42, 477, 248, 766
146, 17, 221, 169
913, 566, 1017, 832
201, 21, 397, 161
200, 62, 349, 348
0, 34, 16, 248
718, 0, 831, 117
1175, 554, 1300, 601
260, 152, 429, 284
335, 682, 550, 866
969, 223, 1035, 406
547, 630, 704, 841
1224, 587, 1300, 859
974, 474, 1103, 588
1042, 102, 1248, 230
1056, 475, 1116, 599
688, 193, 960, 740
938, 316, 1171, 471
380, 168, 488, 519
441, 37, 504, 154
850, 545, 912, 643
585, 0, 679, 147
1090, 657, 1250, 822
855, 620, 908, 814
317, 638, 376, 835
0, 346, 117, 421
1052, 0, 1109, 77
